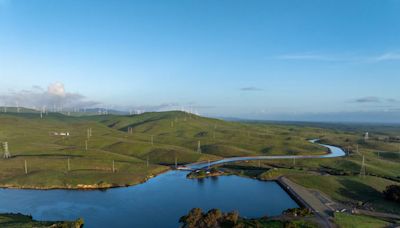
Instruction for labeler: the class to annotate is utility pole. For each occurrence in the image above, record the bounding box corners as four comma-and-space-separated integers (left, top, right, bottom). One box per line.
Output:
24, 160, 28, 174
85, 140, 88, 151
146, 155, 149, 168
174, 155, 178, 168
293, 157, 296, 166
112, 160, 115, 173
67, 158, 70, 171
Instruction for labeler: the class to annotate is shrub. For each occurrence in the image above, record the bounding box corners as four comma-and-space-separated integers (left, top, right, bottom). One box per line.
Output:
383, 185, 400, 203
283, 208, 313, 217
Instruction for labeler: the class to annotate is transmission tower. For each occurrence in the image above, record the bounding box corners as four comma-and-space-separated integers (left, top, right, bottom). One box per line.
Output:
197, 141, 202, 153
3, 142, 11, 159
360, 155, 366, 178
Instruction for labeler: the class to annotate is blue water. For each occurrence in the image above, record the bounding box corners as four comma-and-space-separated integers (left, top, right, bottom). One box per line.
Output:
0, 141, 345, 228
0, 171, 298, 227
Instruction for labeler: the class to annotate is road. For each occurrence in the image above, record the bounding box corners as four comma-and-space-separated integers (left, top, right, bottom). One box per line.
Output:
186, 139, 346, 170
278, 176, 336, 228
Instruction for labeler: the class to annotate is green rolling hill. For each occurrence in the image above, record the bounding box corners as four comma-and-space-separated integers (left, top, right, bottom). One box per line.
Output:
0, 109, 327, 189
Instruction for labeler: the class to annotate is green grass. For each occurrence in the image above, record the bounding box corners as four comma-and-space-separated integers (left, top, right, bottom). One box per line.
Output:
286, 175, 399, 213
0, 110, 330, 188
333, 212, 390, 228
1, 109, 400, 196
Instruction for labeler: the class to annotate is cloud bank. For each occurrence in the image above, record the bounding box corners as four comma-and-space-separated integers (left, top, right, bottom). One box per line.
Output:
240, 87, 264, 91
353, 96, 398, 104
0, 82, 99, 110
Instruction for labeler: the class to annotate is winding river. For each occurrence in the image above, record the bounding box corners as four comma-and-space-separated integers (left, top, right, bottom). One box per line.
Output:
0, 140, 345, 228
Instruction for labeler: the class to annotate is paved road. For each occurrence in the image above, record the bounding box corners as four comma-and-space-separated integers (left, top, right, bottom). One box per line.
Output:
186, 139, 346, 170
278, 176, 336, 228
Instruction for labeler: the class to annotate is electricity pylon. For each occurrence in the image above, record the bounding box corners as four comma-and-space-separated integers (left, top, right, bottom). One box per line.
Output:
360, 155, 366, 178
197, 141, 202, 153
3, 142, 11, 159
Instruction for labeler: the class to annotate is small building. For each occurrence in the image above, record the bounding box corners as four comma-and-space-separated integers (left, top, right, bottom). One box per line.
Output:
51, 132, 70, 136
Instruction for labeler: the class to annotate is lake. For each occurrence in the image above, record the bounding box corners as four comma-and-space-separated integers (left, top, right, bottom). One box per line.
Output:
0, 171, 298, 227
0, 140, 344, 227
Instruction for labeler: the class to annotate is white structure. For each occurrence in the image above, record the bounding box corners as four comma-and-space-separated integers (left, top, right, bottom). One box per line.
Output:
197, 141, 202, 153
52, 132, 70, 136
360, 155, 366, 177
3, 142, 11, 159
364, 132, 369, 141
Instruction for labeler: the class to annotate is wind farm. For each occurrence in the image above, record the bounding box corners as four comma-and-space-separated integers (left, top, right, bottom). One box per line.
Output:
1, 0, 400, 227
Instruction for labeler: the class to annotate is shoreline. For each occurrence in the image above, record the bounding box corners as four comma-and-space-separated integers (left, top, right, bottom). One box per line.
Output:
0, 140, 341, 191
0, 167, 171, 191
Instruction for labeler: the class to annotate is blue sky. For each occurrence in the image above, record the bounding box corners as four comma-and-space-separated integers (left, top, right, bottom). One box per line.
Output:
0, 0, 400, 122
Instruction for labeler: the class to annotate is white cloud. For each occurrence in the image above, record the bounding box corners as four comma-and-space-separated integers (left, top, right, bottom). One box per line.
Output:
372, 52, 400, 62
47, 82, 66, 97
0, 82, 99, 109
277, 52, 400, 62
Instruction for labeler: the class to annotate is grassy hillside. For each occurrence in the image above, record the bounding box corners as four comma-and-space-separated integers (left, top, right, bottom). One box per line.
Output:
0, 110, 328, 188
208, 120, 400, 216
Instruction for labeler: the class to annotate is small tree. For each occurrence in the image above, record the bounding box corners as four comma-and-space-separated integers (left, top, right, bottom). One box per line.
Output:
179, 208, 203, 228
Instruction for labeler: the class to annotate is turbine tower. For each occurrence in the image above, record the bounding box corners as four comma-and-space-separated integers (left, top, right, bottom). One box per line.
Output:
364, 132, 369, 141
